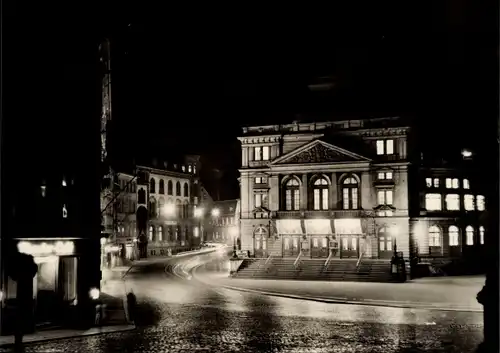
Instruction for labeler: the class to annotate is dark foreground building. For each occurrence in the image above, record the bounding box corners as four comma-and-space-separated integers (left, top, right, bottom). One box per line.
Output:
1, 32, 103, 332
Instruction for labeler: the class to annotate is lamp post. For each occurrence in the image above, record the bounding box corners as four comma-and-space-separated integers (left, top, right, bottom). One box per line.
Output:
230, 227, 239, 258
194, 207, 204, 245
211, 208, 220, 243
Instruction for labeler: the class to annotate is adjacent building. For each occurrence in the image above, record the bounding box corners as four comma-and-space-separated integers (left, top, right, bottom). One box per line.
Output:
238, 116, 488, 271
101, 156, 203, 262
209, 200, 241, 247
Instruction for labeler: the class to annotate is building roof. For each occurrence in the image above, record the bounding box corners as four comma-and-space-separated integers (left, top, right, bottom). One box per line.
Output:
213, 199, 239, 215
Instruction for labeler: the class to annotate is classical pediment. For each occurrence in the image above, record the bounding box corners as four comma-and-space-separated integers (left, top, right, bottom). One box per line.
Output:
271, 140, 371, 165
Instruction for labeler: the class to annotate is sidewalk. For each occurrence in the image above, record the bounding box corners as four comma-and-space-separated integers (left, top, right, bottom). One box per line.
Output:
0, 324, 135, 348
192, 265, 484, 312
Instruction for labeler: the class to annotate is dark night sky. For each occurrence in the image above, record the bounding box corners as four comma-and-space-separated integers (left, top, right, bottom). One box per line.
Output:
5, 2, 498, 200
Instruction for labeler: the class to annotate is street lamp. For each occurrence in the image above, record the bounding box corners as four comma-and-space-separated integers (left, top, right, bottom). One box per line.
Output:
230, 227, 239, 257
211, 208, 220, 217
194, 207, 204, 243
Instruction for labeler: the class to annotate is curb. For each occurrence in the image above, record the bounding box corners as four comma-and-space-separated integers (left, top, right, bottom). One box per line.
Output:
190, 266, 483, 313
0, 324, 136, 348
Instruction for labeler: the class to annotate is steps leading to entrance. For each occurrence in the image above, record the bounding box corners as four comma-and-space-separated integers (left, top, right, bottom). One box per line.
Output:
233, 258, 396, 282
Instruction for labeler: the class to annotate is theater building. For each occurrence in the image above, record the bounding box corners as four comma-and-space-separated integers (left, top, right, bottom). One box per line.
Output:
238, 117, 488, 270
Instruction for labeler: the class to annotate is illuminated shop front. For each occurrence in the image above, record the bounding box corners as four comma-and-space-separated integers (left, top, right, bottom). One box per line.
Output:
1, 239, 96, 329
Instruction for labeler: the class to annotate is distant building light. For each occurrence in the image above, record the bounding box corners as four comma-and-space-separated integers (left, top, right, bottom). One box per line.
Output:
462, 150, 472, 158
62, 205, 68, 218
62, 178, 67, 187
40, 185, 46, 197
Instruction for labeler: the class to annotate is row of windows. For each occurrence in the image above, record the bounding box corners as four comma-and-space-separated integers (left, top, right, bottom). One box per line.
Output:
254, 146, 271, 161
428, 225, 485, 246
149, 198, 191, 219
255, 171, 393, 187
425, 178, 470, 189
149, 178, 189, 197
148, 225, 189, 242
425, 194, 485, 211
181, 164, 197, 174
376, 139, 394, 155
211, 217, 236, 226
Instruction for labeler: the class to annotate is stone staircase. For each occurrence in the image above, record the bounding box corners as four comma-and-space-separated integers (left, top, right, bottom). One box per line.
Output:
233, 258, 397, 283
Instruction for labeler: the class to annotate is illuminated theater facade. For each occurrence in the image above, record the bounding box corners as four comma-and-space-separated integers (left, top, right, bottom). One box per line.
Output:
238, 116, 487, 267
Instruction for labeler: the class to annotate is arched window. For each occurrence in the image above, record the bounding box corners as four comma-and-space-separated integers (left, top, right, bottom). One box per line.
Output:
158, 197, 165, 217
168, 226, 173, 241
167, 180, 173, 195
313, 177, 329, 210
284, 178, 300, 211
150, 178, 156, 193
342, 176, 359, 210
175, 199, 182, 218
254, 227, 267, 252
448, 226, 459, 246
159, 180, 165, 194
183, 200, 189, 218
428, 226, 441, 247
466, 226, 474, 245
148, 226, 154, 241
158, 226, 163, 241
148, 197, 157, 218
138, 188, 146, 204
176, 182, 181, 196
183, 183, 189, 197
479, 226, 485, 244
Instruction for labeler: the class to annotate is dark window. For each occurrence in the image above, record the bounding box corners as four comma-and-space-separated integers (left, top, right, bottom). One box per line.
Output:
159, 180, 165, 194
167, 180, 173, 195
138, 189, 146, 204
183, 183, 189, 197
150, 178, 156, 193
176, 182, 181, 196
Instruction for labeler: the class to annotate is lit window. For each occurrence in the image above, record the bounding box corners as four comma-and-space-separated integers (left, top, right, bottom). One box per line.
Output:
466, 226, 474, 245
445, 178, 452, 188
425, 194, 442, 211
342, 176, 359, 210
188, 165, 192, 173
445, 194, 460, 210
313, 178, 329, 210
193, 165, 196, 174
148, 226, 154, 241
463, 179, 470, 189
433, 178, 440, 188
377, 190, 393, 205
386, 140, 394, 154
452, 178, 459, 189
476, 195, 485, 211
379, 172, 393, 180
285, 178, 300, 211
428, 226, 441, 246
255, 177, 262, 184
62, 205, 68, 218
448, 226, 459, 246
425, 178, 432, 187
182, 165, 186, 172
62, 178, 67, 187
464, 195, 475, 211
262, 146, 270, 161
41, 185, 47, 197
377, 210, 393, 217
158, 227, 163, 241
254, 147, 262, 161
479, 226, 485, 244
376, 140, 384, 155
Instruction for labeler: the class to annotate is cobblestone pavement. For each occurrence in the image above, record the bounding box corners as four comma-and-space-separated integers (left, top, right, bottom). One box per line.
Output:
3, 253, 483, 353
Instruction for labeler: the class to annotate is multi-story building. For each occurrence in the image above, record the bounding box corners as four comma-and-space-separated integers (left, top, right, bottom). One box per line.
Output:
238, 116, 488, 272
210, 200, 241, 247
102, 156, 203, 260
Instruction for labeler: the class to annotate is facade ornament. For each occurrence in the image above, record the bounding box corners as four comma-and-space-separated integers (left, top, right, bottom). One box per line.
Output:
286, 144, 351, 164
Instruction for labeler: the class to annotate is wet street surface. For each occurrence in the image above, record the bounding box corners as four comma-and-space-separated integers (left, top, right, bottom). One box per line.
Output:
7, 253, 484, 352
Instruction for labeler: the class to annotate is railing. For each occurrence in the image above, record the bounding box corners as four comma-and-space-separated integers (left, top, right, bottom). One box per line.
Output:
356, 250, 364, 271
293, 250, 303, 269
253, 254, 271, 277
264, 254, 273, 266
323, 251, 332, 271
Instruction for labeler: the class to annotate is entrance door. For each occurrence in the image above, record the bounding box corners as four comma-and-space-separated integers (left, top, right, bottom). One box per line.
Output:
340, 236, 359, 258
311, 237, 329, 258
378, 235, 393, 259
254, 237, 267, 258
283, 236, 300, 257
35, 257, 59, 324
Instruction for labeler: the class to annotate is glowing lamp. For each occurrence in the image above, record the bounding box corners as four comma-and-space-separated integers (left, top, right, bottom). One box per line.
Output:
211, 208, 220, 217
194, 227, 199, 238
89, 288, 100, 300
229, 227, 239, 238
462, 149, 472, 158
17, 241, 75, 256
100, 237, 107, 245
163, 203, 176, 217
194, 208, 204, 218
